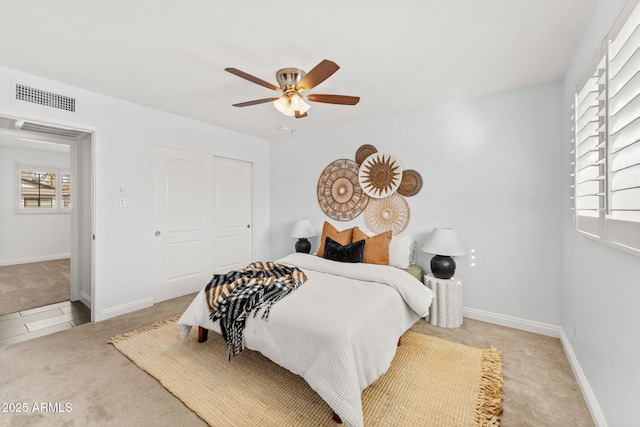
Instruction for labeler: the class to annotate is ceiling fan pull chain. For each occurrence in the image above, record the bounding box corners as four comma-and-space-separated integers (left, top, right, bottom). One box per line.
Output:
289, 115, 296, 133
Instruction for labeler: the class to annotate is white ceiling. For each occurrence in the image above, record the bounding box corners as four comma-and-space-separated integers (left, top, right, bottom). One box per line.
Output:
0, 1, 595, 141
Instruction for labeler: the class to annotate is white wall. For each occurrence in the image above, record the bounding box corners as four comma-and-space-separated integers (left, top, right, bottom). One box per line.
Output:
0, 66, 271, 320
270, 82, 564, 326
562, 0, 640, 425
0, 142, 71, 265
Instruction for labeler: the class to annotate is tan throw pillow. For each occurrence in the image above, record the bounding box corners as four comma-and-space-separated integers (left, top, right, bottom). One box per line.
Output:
352, 227, 392, 265
316, 221, 354, 258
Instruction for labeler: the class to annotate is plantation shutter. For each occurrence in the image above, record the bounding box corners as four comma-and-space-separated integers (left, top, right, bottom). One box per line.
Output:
572, 1, 640, 255
606, 3, 640, 250
573, 55, 607, 237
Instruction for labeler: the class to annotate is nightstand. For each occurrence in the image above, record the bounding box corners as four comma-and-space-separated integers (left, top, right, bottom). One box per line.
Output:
424, 274, 463, 328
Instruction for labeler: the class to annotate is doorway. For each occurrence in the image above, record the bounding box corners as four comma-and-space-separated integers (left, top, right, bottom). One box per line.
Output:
0, 114, 95, 330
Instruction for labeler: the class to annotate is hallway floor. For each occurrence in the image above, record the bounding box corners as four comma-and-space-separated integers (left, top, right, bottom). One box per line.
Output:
0, 300, 90, 347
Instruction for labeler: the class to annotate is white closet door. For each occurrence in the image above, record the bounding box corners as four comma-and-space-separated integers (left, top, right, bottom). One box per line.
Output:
152, 146, 214, 302
212, 156, 252, 273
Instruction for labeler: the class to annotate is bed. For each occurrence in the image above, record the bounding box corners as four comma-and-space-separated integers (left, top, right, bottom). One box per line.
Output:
178, 252, 434, 427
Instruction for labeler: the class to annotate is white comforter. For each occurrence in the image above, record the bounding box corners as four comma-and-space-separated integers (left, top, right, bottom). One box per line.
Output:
178, 253, 434, 427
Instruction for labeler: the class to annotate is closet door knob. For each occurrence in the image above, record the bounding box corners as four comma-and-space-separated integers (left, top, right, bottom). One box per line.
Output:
155, 231, 161, 236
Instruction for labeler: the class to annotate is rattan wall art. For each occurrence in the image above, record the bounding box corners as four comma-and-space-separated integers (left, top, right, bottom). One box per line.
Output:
317, 159, 369, 221
358, 153, 402, 199
365, 193, 410, 234
355, 144, 377, 165
397, 169, 423, 197
316, 145, 423, 228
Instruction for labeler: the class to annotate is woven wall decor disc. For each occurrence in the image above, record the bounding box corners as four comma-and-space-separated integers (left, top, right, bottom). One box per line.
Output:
365, 193, 410, 235
317, 159, 369, 221
355, 144, 377, 165
397, 169, 423, 197
358, 153, 403, 199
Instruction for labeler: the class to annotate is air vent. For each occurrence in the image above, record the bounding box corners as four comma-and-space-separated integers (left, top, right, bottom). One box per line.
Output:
15, 84, 76, 112
19, 121, 84, 138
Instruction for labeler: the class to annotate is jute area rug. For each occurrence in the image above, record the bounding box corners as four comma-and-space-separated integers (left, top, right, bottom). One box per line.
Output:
109, 317, 503, 426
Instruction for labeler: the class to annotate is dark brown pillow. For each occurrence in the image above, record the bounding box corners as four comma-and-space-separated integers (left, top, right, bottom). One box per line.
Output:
352, 227, 392, 265
322, 237, 365, 263
316, 221, 354, 258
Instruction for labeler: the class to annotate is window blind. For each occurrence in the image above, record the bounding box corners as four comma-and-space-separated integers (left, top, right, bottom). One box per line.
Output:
573, 1, 640, 255
574, 57, 606, 236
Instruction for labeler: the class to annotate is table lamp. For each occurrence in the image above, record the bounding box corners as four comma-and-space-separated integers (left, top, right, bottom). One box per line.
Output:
290, 219, 316, 253
422, 228, 466, 279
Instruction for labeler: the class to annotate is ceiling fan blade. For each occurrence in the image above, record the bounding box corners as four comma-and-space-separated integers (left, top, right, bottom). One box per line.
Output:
232, 98, 279, 107
225, 68, 282, 92
296, 59, 340, 92
295, 111, 308, 119
306, 94, 360, 105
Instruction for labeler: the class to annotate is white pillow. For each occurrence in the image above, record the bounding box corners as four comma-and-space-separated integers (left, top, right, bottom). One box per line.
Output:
388, 235, 414, 269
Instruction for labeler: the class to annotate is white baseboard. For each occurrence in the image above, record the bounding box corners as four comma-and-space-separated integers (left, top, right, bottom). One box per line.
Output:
463, 306, 605, 426
97, 297, 154, 321
79, 290, 91, 310
0, 253, 71, 267
559, 329, 608, 427
463, 307, 561, 338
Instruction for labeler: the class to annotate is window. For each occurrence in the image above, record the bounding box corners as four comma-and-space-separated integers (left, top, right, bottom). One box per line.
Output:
572, 2, 640, 256
18, 166, 71, 213
61, 172, 71, 208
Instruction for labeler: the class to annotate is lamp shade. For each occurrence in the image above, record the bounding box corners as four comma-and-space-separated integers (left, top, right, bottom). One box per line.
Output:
290, 219, 316, 238
290, 93, 311, 114
273, 96, 295, 116
422, 228, 466, 256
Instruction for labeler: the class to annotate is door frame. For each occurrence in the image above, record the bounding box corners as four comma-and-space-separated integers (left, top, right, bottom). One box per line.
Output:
0, 108, 99, 321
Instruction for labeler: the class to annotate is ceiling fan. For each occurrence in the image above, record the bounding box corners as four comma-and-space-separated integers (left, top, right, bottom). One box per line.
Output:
225, 59, 360, 118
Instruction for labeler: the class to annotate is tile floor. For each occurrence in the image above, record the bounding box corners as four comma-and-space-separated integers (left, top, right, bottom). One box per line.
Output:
0, 300, 91, 347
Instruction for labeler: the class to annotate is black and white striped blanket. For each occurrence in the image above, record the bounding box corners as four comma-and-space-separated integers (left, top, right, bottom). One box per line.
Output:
205, 261, 307, 360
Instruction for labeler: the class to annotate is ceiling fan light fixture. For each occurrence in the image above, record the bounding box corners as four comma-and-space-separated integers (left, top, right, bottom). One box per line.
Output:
298, 100, 311, 114
290, 93, 311, 114
290, 93, 302, 107
273, 96, 287, 112
227, 59, 357, 119
273, 96, 295, 116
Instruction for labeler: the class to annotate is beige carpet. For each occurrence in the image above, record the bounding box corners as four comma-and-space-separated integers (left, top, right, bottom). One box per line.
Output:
109, 317, 503, 426
0, 259, 70, 316
0, 294, 593, 426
